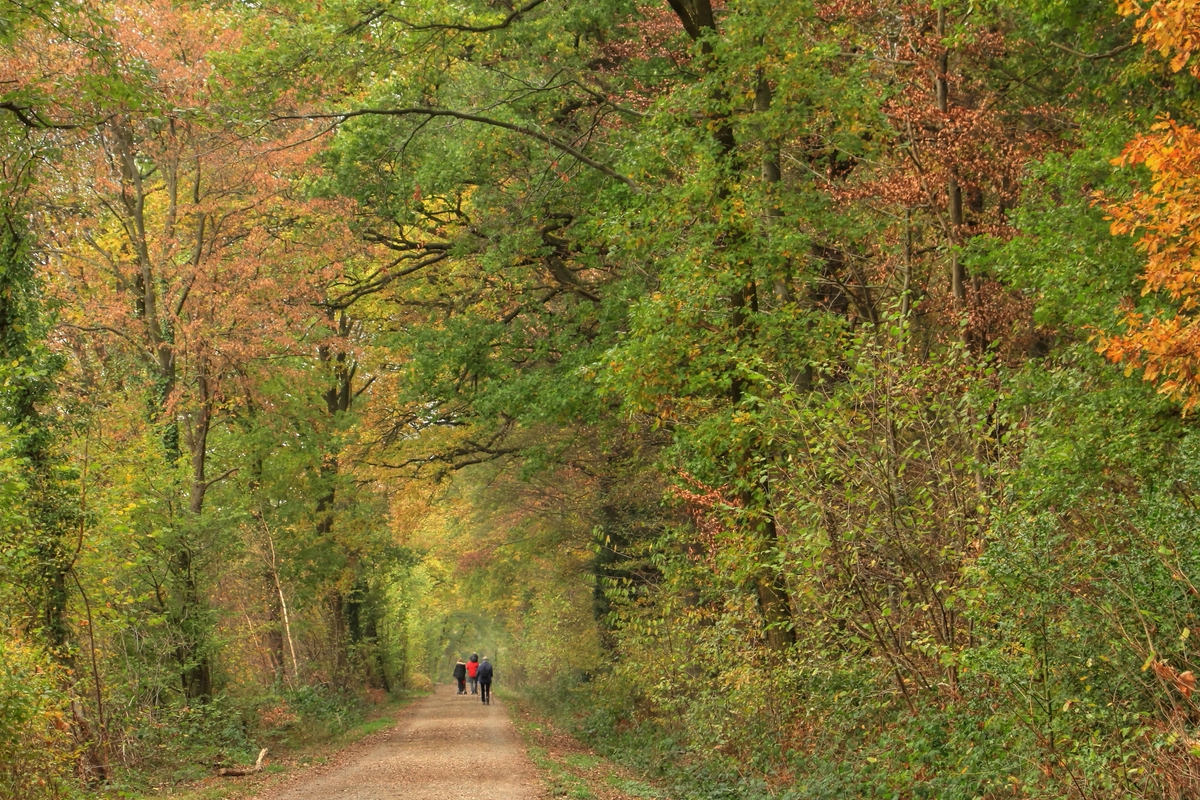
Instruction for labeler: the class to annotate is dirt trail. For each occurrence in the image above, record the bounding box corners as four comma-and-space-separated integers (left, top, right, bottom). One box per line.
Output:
258, 684, 543, 800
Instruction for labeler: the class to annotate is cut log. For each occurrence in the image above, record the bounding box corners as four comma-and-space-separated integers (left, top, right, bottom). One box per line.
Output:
218, 747, 268, 777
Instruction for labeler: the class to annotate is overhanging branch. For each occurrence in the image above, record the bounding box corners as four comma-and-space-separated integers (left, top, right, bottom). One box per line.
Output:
280, 107, 639, 191
407, 0, 550, 32
0, 101, 79, 129
1049, 41, 1136, 60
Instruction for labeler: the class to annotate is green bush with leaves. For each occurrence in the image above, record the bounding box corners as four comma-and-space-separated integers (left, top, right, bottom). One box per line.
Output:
0, 637, 73, 799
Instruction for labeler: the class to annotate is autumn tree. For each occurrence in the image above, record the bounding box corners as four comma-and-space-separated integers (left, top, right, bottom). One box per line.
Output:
18, 0, 358, 700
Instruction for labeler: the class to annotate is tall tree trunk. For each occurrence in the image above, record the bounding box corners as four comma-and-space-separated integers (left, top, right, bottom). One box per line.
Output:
316, 309, 364, 685
177, 368, 214, 699
113, 117, 215, 699
666, 0, 795, 650
936, 7, 967, 306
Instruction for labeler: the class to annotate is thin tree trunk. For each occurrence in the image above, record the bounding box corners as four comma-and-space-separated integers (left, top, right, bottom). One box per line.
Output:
179, 368, 214, 699
936, 7, 967, 306
265, 522, 299, 683
902, 210, 914, 318
749, 58, 796, 652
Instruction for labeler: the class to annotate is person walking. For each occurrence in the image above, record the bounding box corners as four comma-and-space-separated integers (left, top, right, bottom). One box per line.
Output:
467, 653, 480, 694
477, 655, 494, 705
452, 657, 467, 694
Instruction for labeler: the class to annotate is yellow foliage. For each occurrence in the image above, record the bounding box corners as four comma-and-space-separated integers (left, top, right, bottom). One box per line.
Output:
0, 637, 74, 798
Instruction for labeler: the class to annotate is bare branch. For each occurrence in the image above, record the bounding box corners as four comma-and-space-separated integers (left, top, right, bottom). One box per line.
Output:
1049, 41, 1136, 60
218, 748, 268, 777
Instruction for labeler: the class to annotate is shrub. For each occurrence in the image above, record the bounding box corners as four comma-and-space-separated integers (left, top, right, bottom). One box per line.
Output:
0, 637, 73, 799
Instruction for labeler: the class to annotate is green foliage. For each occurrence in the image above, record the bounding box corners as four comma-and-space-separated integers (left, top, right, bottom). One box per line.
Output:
0, 637, 73, 799
13, 0, 1200, 796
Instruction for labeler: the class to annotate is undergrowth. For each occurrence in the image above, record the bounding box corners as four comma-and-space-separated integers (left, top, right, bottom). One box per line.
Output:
97, 685, 421, 798
507, 687, 668, 800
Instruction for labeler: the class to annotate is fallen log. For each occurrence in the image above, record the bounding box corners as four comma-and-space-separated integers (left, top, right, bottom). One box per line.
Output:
218, 748, 268, 777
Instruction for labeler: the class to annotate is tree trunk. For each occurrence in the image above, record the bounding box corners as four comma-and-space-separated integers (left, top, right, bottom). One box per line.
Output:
262, 518, 299, 684
665, 0, 795, 651
936, 7, 968, 306
177, 368, 214, 700
113, 117, 216, 700
315, 308, 366, 685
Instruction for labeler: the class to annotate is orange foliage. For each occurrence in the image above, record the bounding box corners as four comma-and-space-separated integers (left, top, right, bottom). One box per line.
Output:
1120, 0, 1200, 76
10, 0, 372, 422
1152, 658, 1197, 697
1102, 2, 1200, 410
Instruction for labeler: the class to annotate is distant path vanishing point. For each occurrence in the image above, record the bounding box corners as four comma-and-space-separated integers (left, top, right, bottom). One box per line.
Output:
258, 683, 542, 800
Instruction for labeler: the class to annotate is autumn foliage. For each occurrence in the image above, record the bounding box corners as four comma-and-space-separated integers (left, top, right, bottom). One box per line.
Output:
1103, 120, 1200, 408
1103, 2, 1200, 410
9, 0, 1200, 797
1121, 0, 1200, 76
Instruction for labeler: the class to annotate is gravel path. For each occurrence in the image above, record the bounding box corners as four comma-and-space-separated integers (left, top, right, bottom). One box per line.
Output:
258, 684, 543, 800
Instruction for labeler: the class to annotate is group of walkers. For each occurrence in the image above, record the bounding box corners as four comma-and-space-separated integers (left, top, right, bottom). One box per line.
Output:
452, 653, 494, 704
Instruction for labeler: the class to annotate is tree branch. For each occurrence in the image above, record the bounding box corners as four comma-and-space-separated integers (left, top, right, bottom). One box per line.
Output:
0, 101, 79, 129
406, 0, 550, 32
353, 374, 377, 400
325, 251, 450, 309
279, 107, 639, 191
218, 748, 268, 777
202, 468, 239, 492
1049, 41, 1136, 60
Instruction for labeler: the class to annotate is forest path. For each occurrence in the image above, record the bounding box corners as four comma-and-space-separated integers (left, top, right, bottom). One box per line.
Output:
257, 683, 543, 800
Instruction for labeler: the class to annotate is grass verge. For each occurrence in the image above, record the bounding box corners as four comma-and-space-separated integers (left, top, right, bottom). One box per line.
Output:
502, 689, 669, 800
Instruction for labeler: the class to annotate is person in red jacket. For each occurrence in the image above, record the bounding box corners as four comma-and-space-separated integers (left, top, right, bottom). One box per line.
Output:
466, 653, 480, 694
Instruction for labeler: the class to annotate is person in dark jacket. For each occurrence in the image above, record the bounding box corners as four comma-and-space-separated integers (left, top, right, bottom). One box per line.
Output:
467, 653, 480, 694
477, 655, 494, 705
452, 658, 467, 694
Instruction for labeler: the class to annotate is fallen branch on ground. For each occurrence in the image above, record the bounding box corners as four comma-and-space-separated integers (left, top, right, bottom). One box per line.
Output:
218, 748, 268, 777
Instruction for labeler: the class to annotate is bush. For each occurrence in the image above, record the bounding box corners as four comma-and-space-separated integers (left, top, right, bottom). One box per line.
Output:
0, 637, 73, 800
285, 684, 358, 737
127, 694, 258, 784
